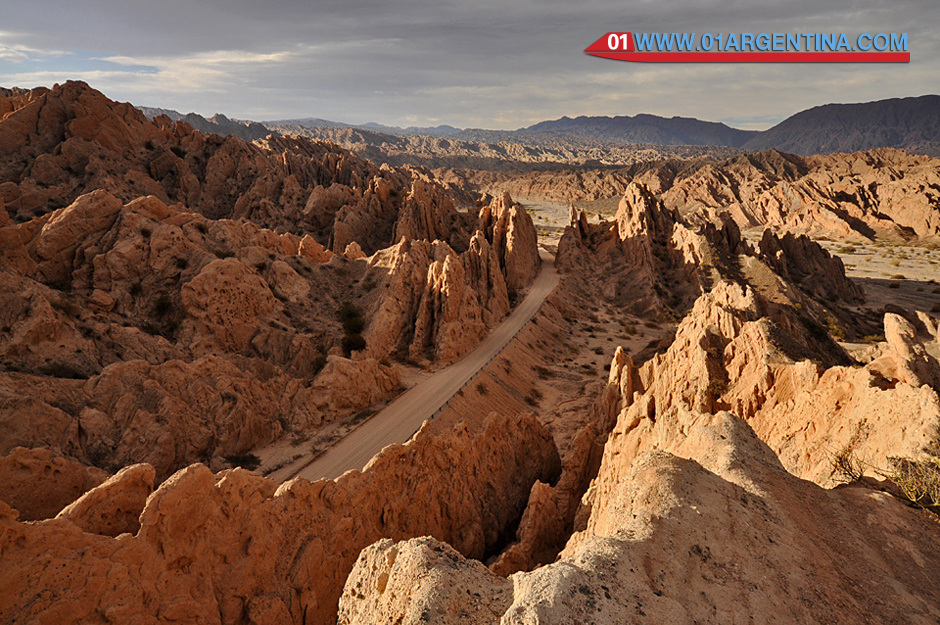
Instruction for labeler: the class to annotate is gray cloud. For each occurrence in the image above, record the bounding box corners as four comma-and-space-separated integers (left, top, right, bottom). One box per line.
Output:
0, 0, 936, 129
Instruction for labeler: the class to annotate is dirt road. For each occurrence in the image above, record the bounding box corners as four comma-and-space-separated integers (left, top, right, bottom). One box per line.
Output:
287, 249, 560, 482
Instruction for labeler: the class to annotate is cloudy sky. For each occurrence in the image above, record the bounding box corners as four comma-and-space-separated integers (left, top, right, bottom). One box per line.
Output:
0, 0, 936, 129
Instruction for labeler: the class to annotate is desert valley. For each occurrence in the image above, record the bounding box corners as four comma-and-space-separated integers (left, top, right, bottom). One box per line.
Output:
1, 81, 940, 624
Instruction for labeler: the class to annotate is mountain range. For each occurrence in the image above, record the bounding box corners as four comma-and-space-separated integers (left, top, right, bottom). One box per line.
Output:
138, 94, 940, 157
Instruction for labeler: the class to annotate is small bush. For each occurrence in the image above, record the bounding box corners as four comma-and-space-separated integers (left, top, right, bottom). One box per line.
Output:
824, 316, 846, 340
476, 381, 488, 395
831, 443, 865, 484
534, 365, 553, 379
153, 295, 173, 318
337, 301, 361, 321
343, 316, 365, 334
226, 453, 261, 472
880, 456, 940, 512
341, 333, 366, 355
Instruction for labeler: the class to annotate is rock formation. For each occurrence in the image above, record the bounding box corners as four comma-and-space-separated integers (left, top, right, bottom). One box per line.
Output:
0, 412, 560, 625
0, 187, 432, 480
337, 277, 940, 624
556, 181, 866, 334
0, 447, 108, 520
55, 462, 155, 536
0, 81, 464, 254
366, 234, 510, 366
478, 192, 540, 291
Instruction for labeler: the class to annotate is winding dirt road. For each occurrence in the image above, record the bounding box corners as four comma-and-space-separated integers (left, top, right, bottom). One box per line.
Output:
287, 249, 559, 482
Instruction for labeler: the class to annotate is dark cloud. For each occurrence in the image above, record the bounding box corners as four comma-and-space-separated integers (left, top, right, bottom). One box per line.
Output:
1, 0, 936, 128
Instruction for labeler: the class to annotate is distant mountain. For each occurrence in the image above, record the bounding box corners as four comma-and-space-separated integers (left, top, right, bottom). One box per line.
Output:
144, 95, 940, 159
266, 122, 739, 171
137, 106, 275, 142
518, 114, 758, 147
359, 122, 462, 137
263, 117, 353, 129
742, 96, 940, 156
264, 118, 462, 137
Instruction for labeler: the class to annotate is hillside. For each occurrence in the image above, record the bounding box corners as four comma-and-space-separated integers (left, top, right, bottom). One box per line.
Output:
743, 95, 940, 156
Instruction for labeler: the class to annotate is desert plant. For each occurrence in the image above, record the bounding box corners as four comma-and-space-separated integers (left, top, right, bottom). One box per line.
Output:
534, 365, 553, 379
153, 294, 173, 318
226, 453, 261, 472
341, 333, 366, 355
337, 301, 361, 321
343, 316, 366, 334
879, 456, 940, 512
831, 443, 866, 484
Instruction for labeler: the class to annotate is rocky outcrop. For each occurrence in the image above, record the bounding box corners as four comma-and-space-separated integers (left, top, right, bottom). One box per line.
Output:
366, 235, 511, 365
339, 537, 514, 625
660, 149, 940, 241
0, 411, 561, 625
0, 447, 107, 520
0, 81, 465, 254
181, 257, 278, 352
478, 192, 540, 291
342, 410, 940, 624
756, 229, 863, 302
872, 313, 940, 391
0, 188, 436, 479
55, 462, 155, 536
596, 281, 936, 487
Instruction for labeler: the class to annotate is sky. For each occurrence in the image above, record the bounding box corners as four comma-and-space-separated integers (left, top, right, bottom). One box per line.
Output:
0, 0, 937, 130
